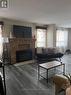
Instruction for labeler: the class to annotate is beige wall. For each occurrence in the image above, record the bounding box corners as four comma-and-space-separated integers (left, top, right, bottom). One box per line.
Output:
2, 18, 70, 50
47, 24, 56, 47
2, 18, 36, 37
1, 18, 57, 48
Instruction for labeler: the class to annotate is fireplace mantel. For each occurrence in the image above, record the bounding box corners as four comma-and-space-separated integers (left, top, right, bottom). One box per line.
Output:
9, 38, 35, 64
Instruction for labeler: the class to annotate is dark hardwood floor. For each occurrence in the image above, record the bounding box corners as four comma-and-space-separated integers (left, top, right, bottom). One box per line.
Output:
1, 54, 71, 95
1, 63, 55, 95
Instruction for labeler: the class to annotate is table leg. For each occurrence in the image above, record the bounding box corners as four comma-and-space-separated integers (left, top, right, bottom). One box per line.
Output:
38, 64, 40, 80
47, 69, 48, 83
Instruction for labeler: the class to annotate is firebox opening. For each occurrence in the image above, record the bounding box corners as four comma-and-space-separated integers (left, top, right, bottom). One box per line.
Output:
16, 49, 33, 62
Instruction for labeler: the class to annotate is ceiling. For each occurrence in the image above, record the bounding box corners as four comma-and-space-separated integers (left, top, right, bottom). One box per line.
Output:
0, 0, 71, 28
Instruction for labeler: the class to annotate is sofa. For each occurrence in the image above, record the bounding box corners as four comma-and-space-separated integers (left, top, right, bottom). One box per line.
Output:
35, 47, 64, 63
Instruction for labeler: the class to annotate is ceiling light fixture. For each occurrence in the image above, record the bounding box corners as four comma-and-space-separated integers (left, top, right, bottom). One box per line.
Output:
0, 0, 8, 8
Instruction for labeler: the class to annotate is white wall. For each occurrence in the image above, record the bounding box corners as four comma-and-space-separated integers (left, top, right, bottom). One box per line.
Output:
2, 18, 36, 37
1, 18, 57, 48
47, 24, 56, 47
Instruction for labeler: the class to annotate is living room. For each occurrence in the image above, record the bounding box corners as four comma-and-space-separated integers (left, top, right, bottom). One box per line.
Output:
0, 0, 71, 95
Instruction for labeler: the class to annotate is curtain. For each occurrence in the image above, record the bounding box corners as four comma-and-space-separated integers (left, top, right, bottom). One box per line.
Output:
56, 29, 68, 52
36, 29, 46, 47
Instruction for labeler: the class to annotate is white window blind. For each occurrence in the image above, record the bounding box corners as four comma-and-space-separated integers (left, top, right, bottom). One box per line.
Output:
36, 29, 46, 47
56, 29, 68, 47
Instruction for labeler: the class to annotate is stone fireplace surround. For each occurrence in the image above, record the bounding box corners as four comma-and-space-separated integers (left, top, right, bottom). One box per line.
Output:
9, 38, 35, 64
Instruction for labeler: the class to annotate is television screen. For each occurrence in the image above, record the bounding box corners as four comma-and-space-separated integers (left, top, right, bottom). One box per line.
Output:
13, 25, 32, 38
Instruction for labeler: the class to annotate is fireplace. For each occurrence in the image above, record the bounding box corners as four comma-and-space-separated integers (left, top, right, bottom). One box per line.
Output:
16, 49, 33, 62
9, 38, 35, 64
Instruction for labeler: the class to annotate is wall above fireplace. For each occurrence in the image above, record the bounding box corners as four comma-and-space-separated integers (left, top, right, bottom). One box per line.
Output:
9, 38, 35, 64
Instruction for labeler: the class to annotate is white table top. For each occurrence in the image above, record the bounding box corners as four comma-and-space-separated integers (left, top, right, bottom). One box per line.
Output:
39, 61, 64, 69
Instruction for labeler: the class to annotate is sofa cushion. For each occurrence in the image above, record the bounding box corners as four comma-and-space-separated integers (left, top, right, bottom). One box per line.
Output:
42, 48, 57, 54
36, 47, 43, 54
35, 47, 62, 55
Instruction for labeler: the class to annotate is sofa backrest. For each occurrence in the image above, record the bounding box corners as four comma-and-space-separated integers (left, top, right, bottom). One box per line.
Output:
35, 47, 59, 54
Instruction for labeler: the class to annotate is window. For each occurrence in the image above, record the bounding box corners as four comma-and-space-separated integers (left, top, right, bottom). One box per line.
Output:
56, 29, 68, 47
0, 25, 3, 57
36, 28, 47, 47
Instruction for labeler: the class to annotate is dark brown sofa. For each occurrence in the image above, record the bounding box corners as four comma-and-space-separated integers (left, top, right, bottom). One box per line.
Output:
35, 47, 64, 63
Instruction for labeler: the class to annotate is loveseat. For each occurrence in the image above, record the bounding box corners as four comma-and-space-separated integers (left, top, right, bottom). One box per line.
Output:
35, 47, 63, 63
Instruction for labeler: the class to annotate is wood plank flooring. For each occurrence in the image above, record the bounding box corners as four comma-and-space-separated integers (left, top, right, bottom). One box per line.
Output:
1, 54, 71, 95
2, 63, 55, 95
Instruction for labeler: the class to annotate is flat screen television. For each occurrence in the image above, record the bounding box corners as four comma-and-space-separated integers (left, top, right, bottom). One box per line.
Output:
13, 25, 32, 38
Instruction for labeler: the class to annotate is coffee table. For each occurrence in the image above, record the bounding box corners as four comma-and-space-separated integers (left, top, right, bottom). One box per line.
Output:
38, 61, 65, 82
